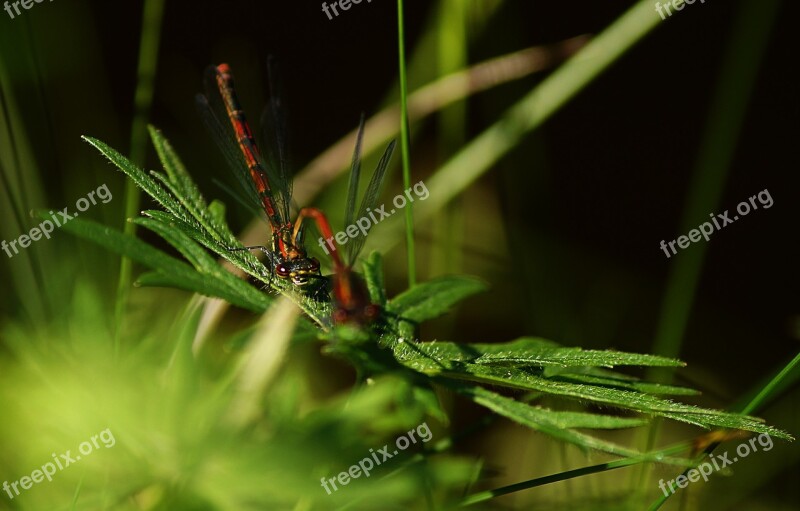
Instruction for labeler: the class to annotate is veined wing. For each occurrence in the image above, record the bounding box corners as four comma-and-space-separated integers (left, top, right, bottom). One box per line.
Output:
347, 134, 396, 265
197, 64, 286, 232
258, 56, 293, 230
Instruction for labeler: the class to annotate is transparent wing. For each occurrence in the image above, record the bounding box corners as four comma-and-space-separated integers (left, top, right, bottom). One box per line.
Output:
197, 65, 290, 229
344, 114, 366, 230
195, 87, 267, 221
347, 138, 396, 264
211, 178, 269, 225
258, 56, 293, 225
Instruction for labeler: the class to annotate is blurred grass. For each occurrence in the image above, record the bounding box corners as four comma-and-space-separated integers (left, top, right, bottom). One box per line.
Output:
396, 0, 417, 287
638, 0, 783, 497
116, 0, 166, 345
430, 0, 467, 285
648, 0, 783, 377
0, 31, 51, 322
0, 287, 473, 510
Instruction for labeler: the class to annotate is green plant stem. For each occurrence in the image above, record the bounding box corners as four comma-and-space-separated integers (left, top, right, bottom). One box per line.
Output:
453, 443, 690, 509
397, 0, 416, 287
741, 351, 800, 416
115, 0, 165, 344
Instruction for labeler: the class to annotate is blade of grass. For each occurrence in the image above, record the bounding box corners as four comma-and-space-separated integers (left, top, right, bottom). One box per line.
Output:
227, 296, 300, 427
741, 351, 800, 416
115, 0, 165, 345
431, 0, 468, 285
0, 47, 50, 321
452, 442, 692, 509
396, 0, 416, 286
732, 351, 800, 414
69, 474, 84, 511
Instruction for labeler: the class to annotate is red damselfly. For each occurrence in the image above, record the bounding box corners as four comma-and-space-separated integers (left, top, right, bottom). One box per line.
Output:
197, 62, 329, 286
320, 117, 396, 324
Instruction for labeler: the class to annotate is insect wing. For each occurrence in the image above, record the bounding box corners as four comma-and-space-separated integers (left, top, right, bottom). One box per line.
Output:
347, 138, 396, 264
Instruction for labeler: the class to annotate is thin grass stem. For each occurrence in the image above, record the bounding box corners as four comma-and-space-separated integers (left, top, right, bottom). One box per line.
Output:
396, 0, 416, 287
115, 0, 165, 347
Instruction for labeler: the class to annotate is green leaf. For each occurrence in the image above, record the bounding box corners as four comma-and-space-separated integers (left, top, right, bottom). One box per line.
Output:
136, 272, 269, 313
394, 337, 685, 368
148, 127, 248, 250
405, 355, 791, 439
411, 384, 449, 425
362, 251, 387, 307
388, 275, 487, 322
528, 409, 647, 430
82, 136, 187, 222
53, 214, 193, 277
550, 372, 700, 396
446, 383, 688, 464
133, 216, 273, 312
140, 209, 274, 292
148, 125, 207, 211
134, 216, 218, 272
208, 200, 232, 234
55, 214, 270, 313
141, 210, 220, 252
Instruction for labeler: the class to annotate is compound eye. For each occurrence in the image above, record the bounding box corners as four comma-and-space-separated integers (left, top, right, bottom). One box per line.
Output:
309, 258, 320, 272
276, 264, 290, 278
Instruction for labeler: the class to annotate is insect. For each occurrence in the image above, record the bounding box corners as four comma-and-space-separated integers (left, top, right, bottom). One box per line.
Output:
320, 116, 396, 324
196, 62, 326, 286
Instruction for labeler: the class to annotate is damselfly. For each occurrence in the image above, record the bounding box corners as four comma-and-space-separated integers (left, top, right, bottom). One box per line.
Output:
321, 117, 396, 324
197, 62, 327, 286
